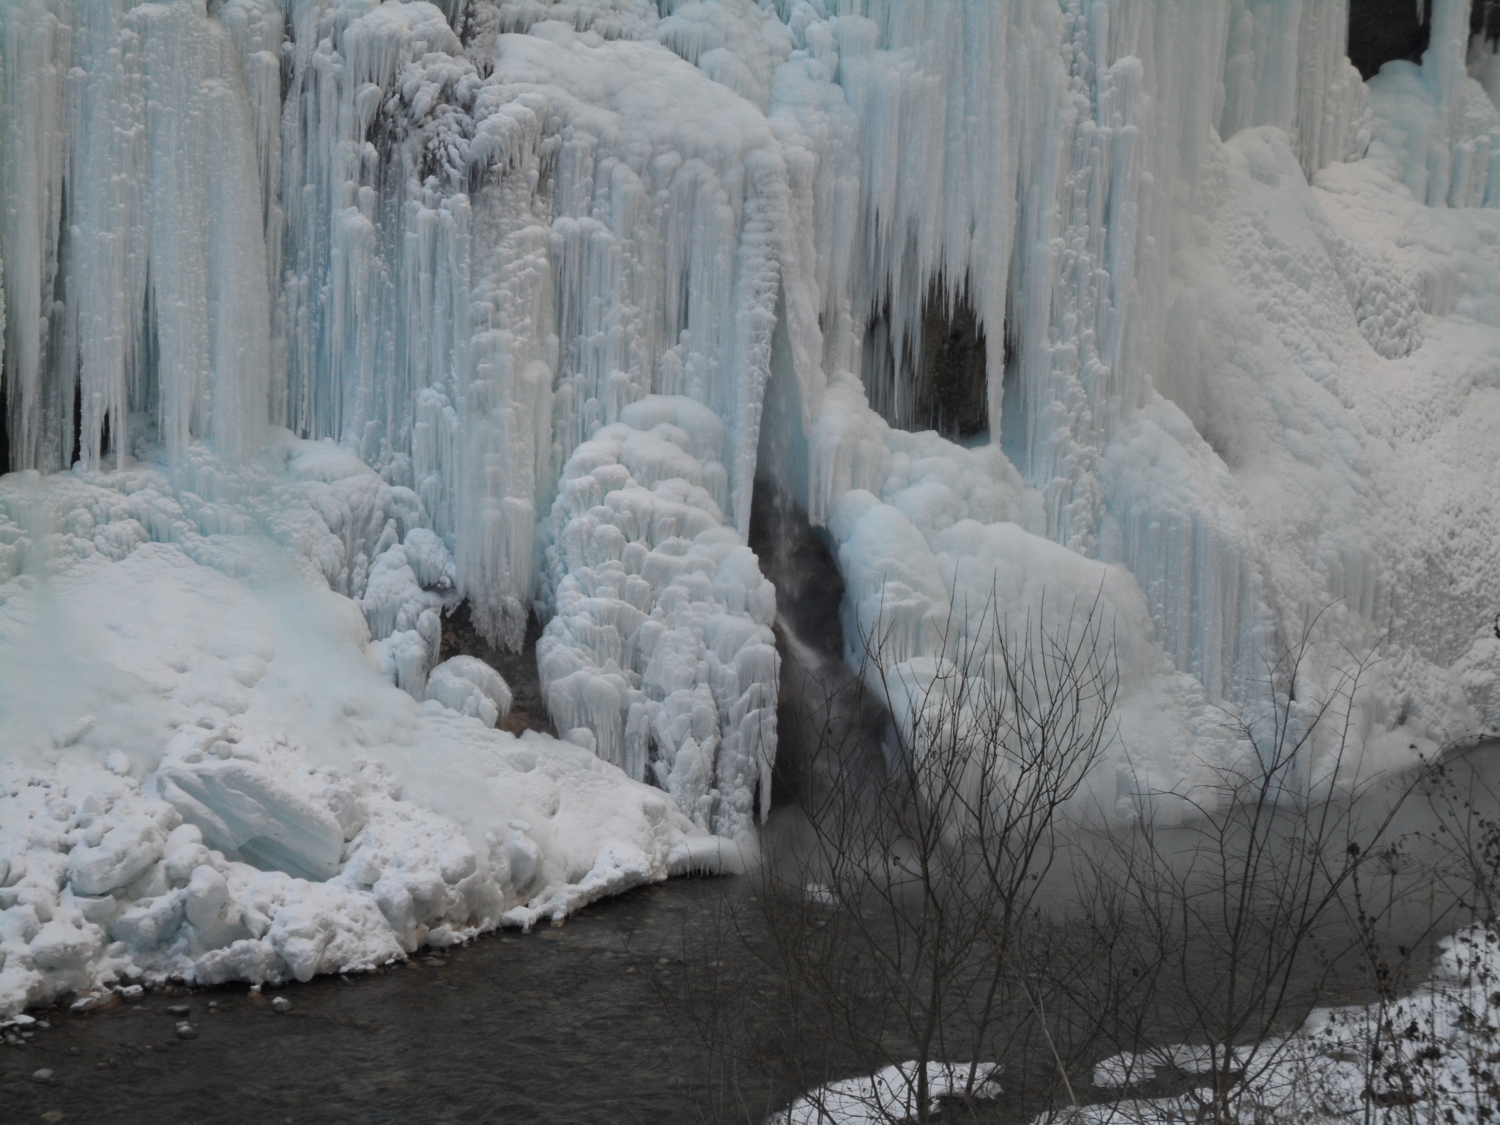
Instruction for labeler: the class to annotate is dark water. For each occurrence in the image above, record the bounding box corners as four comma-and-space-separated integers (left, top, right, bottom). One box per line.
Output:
0, 878, 765, 1125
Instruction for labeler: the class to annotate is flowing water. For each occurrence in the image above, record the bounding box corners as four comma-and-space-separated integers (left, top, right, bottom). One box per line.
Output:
0, 877, 768, 1125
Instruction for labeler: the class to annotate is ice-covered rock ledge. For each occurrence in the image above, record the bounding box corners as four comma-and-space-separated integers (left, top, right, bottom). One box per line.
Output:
0, 458, 732, 1019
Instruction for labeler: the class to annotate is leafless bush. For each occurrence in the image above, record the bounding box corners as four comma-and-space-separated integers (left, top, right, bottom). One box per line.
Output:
1063, 617, 1428, 1125
655, 602, 1500, 1125
656, 593, 1120, 1124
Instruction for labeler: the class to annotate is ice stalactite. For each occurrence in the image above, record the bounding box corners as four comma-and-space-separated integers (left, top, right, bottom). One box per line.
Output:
1219, 0, 1370, 178
266, 4, 787, 827
274, 1, 540, 654
0, 0, 271, 473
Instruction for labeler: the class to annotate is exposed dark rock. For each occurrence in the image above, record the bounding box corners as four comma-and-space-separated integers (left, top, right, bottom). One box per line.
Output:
747, 479, 887, 812
0, 375, 10, 476
862, 274, 989, 442
915, 280, 989, 441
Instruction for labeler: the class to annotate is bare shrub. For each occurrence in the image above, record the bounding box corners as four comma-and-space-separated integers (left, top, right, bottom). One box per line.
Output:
1065, 619, 1426, 1125
657, 593, 1120, 1124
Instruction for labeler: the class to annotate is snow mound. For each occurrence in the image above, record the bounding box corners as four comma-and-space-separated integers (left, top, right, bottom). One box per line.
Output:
426, 656, 514, 728
0, 461, 718, 1019
769, 1061, 1000, 1125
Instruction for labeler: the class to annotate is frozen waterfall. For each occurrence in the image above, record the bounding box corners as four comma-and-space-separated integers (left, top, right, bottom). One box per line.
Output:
5, 0, 1500, 1010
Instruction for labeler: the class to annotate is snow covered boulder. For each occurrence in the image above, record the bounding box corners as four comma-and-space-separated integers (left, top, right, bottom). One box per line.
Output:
151, 732, 348, 882
267, 884, 401, 983
182, 866, 260, 950
424, 656, 513, 728
108, 894, 185, 953
66, 813, 168, 896
28, 917, 103, 974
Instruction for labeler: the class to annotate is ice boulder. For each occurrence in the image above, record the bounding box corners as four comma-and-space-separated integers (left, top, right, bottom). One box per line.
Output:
400, 528, 456, 590
182, 866, 259, 949
151, 731, 347, 882
66, 813, 167, 896
424, 656, 513, 728
29, 917, 103, 974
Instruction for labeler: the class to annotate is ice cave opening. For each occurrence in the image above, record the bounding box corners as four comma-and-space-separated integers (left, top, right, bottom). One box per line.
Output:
860, 273, 992, 445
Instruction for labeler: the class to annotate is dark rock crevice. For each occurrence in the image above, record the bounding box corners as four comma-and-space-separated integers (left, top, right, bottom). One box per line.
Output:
1349, 0, 1432, 80
0, 371, 10, 476
747, 479, 887, 813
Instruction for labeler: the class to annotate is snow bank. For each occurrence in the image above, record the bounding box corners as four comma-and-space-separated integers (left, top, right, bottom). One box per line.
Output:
1083, 924, 1500, 1125
769, 1061, 1000, 1125
0, 455, 719, 1019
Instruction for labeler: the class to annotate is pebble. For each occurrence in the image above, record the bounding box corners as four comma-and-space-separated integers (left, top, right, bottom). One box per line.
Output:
271, 997, 291, 1013
165, 1005, 190, 1018
41, 1112, 63, 1123
31, 1068, 56, 1085
174, 1022, 197, 1040
69, 995, 104, 1013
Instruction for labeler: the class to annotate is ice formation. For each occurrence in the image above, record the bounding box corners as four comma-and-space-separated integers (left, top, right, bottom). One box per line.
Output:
539, 394, 779, 836
3, 0, 1500, 1010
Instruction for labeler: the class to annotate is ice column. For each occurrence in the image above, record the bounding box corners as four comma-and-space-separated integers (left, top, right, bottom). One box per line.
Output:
0, 0, 272, 472
1218, 0, 1368, 177
539, 397, 779, 838
1366, 0, 1500, 207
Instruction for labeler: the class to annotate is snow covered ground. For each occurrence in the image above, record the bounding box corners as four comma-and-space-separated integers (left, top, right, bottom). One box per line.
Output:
0, 448, 729, 1018
3, 0, 1500, 1018
1079, 925, 1500, 1125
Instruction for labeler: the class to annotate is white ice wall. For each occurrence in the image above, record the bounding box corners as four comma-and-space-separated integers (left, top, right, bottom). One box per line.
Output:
0, 0, 272, 472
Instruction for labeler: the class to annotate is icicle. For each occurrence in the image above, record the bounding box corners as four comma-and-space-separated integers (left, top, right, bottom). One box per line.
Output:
0, 0, 270, 472
1364, 0, 1500, 207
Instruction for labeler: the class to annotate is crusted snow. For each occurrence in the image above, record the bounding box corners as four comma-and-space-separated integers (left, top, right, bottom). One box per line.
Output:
1080, 925, 1500, 1125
